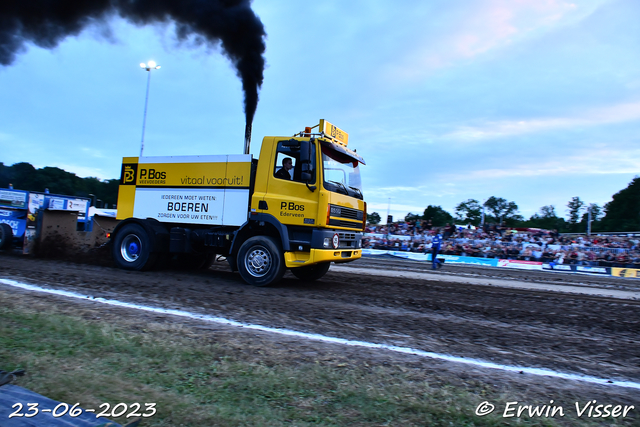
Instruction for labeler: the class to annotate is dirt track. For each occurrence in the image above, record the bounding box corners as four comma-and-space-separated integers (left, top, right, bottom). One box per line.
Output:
1, 252, 639, 391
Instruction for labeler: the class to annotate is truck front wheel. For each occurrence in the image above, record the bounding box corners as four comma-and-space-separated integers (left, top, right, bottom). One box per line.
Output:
237, 236, 285, 286
291, 263, 331, 281
112, 223, 157, 271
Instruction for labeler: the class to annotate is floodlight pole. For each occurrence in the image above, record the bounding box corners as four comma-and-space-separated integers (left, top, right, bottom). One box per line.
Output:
139, 61, 161, 157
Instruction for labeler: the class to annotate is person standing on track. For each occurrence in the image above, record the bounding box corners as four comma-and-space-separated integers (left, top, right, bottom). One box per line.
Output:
430, 228, 443, 270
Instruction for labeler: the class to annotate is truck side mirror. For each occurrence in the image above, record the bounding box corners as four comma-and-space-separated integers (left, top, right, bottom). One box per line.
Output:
300, 140, 315, 178
300, 140, 316, 191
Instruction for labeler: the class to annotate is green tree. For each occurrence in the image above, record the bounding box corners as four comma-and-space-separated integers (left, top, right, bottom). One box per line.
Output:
483, 196, 520, 225
367, 212, 381, 225
566, 196, 585, 232
540, 205, 556, 218
38, 166, 80, 195
100, 179, 120, 206
601, 177, 640, 231
10, 162, 39, 190
0, 162, 11, 188
526, 205, 563, 230
405, 212, 422, 222
422, 205, 453, 226
0, 162, 119, 207
454, 199, 482, 225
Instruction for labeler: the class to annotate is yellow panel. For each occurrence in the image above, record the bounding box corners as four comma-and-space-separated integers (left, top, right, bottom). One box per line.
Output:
319, 119, 349, 146
263, 188, 319, 227
116, 185, 136, 219
611, 267, 640, 278
225, 161, 252, 187
284, 248, 361, 268
317, 191, 365, 228
134, 161, 251, 187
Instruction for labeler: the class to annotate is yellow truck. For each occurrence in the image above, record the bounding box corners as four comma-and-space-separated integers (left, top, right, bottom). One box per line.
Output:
111, 120, 366, 286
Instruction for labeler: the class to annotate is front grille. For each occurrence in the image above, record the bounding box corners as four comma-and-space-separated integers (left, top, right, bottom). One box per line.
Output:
337, 232, 357, 248
329, 204, 363, 221
338, 233, 356, 240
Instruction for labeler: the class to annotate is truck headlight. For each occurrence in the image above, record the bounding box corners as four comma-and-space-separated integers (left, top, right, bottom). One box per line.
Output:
323, 238, 331, 248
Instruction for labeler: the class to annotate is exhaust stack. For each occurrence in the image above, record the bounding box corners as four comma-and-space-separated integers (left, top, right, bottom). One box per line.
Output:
244, 123, 252, 155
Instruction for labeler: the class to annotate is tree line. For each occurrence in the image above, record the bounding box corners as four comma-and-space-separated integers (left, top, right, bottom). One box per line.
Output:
367, 177, 640, 233
3, 161, 638, 231
0, 162, 119, 207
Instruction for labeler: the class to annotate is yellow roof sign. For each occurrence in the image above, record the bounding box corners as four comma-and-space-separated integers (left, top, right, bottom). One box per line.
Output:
319, 119, 349, 146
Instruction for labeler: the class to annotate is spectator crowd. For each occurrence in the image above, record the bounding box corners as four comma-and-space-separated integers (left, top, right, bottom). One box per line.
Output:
364, 220, 640, 269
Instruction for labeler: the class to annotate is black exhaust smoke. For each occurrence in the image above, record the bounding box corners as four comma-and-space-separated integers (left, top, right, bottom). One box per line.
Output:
0, 0, 266, 146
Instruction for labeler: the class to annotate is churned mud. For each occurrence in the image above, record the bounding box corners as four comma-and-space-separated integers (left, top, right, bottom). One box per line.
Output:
1, 252, 639, 418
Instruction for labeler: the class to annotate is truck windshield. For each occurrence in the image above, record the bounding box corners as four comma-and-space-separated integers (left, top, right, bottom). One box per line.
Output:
321, 145, 363, 200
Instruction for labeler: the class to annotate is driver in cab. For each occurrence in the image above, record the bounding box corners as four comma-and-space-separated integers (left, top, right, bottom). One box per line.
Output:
275, 157, 293, 180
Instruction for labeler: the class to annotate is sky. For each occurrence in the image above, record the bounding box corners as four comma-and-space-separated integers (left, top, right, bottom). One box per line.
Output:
1, 0, 639, 223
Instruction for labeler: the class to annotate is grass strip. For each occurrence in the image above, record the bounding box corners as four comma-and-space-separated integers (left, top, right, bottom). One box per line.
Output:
0, 295, 629, 426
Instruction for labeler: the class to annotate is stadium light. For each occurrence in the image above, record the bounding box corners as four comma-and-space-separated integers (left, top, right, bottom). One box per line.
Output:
139, 61, 161, 157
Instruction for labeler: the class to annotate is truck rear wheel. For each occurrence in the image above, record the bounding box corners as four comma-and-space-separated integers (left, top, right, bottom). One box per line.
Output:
237, 236, 285, 286
0, 223, 13, 250
291, 263, 331, 281
112, 223, 157, 271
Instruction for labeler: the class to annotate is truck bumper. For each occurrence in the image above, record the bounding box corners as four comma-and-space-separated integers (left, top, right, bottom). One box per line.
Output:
284, 248, 361, 268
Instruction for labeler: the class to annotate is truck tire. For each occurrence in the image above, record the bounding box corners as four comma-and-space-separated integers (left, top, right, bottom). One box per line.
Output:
237, 236, 285, 286
291, 262, 331, 281
112, 223, 157, 271
0, 223, 13, 250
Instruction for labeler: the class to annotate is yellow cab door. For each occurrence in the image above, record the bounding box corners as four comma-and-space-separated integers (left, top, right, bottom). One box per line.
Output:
261, 138, 320, 229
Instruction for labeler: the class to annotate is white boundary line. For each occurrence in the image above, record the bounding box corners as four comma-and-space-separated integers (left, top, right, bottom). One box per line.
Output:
2, 278, 639, 391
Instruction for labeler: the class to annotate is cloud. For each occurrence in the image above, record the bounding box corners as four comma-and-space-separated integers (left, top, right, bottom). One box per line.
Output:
384, 0, 603, 80
80, 147, 109, 159
438, 146, 640, 182
363, 184, 464, 219
442, 100, 640, 141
